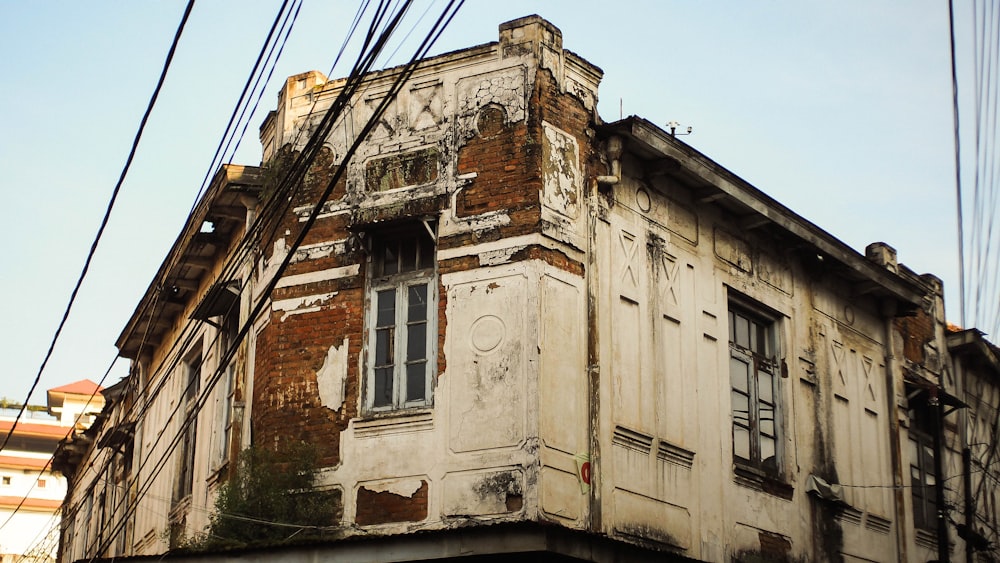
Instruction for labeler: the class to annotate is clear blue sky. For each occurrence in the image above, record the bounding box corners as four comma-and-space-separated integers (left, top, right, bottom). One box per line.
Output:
0, 1, 975, 404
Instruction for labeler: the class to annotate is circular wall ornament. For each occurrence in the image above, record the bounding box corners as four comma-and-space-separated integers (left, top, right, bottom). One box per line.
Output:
470, 315, 505, 354
844, 305, 856, 326
476, 105, 506, 137
636, 187, 652, 213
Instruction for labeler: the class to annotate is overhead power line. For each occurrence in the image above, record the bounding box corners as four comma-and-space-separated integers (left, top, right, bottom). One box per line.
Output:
950, 0, 966, 329
68, 3, 465, 558
188, 0, 303, 210
0, 0, 197, 458
959, 0, 1000, 336
34, 0, 328, 537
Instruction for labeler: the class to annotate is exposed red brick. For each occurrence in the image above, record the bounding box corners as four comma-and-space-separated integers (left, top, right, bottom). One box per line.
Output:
895, 307, 934, 365
355, 481, 429, 525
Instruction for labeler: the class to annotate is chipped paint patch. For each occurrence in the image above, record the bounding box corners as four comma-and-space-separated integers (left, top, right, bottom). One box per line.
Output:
456, 66, 527, 140
479, 246, 526, 266
438, 234, 539, 261
291, 239, 349, 263
293, 200, 351, 221
316, 337, 348, 411
442, 469, 524, 516
273, 292, 338, 322
363, 478, 424, 498
541, 121, 580, 219
257, 238, 288, 296
276, 264, 359, 289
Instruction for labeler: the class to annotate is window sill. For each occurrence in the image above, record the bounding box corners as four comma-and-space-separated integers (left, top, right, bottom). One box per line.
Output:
915, 528, 938, 550
206, 460, 230, 487
168, 495, 192, 521
733, 463, 794, 501
353, 409, 434, 438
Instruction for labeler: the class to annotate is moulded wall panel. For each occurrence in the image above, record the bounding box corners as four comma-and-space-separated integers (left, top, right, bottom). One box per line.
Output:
539, 271, 586, 456
612, 488, 691, 550
540, 465, 583, 523
441, 468, 524, 517
611, 430, 654, 497
610, 222, 652, 435
656, 315, 686, 448
862, 409, 889, 517
654, 451, 694, 511
833, 395, 855, 507
823, 322, 892, 520
447, 271, 528, 454
612, 296, 643, 432
695, 327, 724, 539
840, 518, 895, 563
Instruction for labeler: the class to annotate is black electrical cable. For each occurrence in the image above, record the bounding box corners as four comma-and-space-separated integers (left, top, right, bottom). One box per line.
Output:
0, 351, 119, 534
188, 0, 299, 210
121, 0, 301, 343
951, 0, 967, 329
72, 0, 410, 548
57, 0, 456, 553
0, 0, 197, 458
85, 2, 466, 556
224, 0, 304, 167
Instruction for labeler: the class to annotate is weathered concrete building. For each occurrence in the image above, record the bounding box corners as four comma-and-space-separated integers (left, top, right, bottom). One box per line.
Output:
55, 15, 1000, 562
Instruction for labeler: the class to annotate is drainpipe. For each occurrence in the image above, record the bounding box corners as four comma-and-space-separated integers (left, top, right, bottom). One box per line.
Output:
595, 136, 623, 186
585, 134, 625, 533
586, 189, 601, 534
586, 137, 618, 534
963, 445, 973, 562
881, 299, 909, 562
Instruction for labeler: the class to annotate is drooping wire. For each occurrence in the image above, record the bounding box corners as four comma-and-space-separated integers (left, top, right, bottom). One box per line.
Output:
0, 0, 196, 459
963, 0, 1000, 337
188, 0, 301, 210
2, 0, 298, 537
0, 353, 118, 535
79, 3, 466, 557
223, 0, 304, 168
951, 0, 967, 330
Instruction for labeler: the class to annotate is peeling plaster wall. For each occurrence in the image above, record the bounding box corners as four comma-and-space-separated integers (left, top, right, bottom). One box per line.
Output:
588, 148, 941, 561
62, 14, 962, 563
316, 337, 348, 412
249, 14, 601, 539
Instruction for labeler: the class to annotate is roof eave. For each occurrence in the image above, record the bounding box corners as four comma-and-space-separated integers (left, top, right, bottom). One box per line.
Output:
947, 329, 1000, 378
597, 117, 928, 311
115, 164, 263, 359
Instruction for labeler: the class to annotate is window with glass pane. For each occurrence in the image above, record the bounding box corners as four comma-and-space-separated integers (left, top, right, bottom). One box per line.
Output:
212, 312, 239, 468
173, 349, 201, 505
908, 400, 938, 530
728, 305, 779, 474
367, 229, 436, 412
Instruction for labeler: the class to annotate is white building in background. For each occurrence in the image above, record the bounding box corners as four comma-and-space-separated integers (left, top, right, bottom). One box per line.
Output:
0, 380, 103, 563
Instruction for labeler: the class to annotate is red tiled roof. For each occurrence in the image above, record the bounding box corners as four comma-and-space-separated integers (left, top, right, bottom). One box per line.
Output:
47, 379, 103, 396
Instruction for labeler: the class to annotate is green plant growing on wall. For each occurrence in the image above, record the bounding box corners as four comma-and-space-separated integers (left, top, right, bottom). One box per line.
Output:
258, 146, 297, 205
182, 442, 340, 551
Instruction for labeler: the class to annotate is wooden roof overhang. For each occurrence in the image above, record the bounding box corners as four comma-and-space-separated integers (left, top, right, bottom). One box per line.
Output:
597, 117, 928, 314
115, 165, 263, 360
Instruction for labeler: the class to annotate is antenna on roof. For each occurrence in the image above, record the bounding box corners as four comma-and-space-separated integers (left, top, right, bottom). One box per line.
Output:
667, 121, 693, 137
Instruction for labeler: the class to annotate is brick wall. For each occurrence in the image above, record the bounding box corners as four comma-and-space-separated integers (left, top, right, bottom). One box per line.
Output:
355, 481, 429, 526
895, 306, 934, 366
252, 150, 362, 468
251, 59, 597, 506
